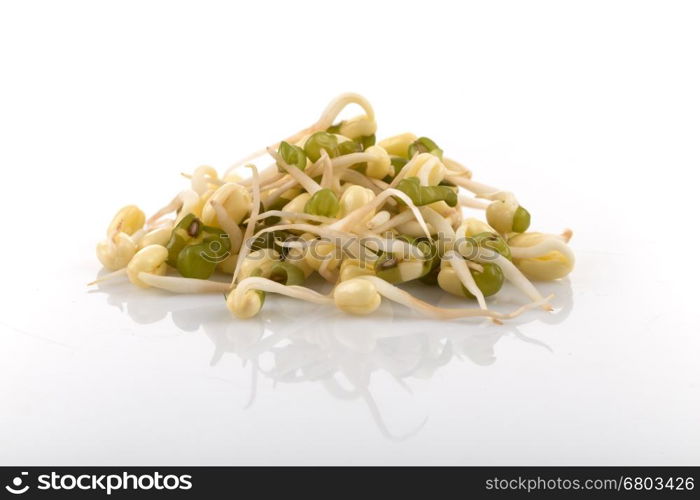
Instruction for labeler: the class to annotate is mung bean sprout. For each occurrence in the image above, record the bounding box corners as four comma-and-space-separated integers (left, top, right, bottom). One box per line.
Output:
92, 93, 574, 323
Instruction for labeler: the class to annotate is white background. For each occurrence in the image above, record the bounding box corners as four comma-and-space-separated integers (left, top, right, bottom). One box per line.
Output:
1, 0, 699, 465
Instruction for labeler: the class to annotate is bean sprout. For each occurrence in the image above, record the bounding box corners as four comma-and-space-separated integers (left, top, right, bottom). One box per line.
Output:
91, 93, 574, 323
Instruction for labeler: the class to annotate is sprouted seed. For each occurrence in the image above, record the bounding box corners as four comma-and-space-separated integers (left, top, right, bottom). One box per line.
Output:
92, 93, 575, 323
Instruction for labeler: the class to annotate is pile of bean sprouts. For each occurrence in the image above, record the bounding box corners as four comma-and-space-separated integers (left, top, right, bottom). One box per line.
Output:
91, 93, 574, 322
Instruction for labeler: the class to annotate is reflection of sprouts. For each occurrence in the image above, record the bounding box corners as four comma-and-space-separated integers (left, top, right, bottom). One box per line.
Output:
91, 93, 575, 323
196, 304, 558, 441
92, 264, 570, 441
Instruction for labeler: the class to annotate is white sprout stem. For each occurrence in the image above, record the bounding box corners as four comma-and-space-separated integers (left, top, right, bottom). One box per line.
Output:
319, 151, 335, 190
330, 188, 431, 239
331, 166, 343, 194
223, 93, 374, 177
232, 163, 281, 187
329, 152, 375, 169
358, 276, 551, 321
191, 165, 219, 195
243, 223, 354, 245
458, 194, 489, 210
418, 166, 431, 186
178, 192, 202, 222
236, 277, 334, 305
331, 162, 350, 194
130, 227, 148, 245
357, 232, 426, 259
388, 154, 420, 189
231, 165, 262, 285
277, 240, 305, 249
467, 261, 484, 273
87, 268, 127, 286
366, 210, 391, 229
147, 190, 199, 225
370, 210, 415, 234
306, 157, 376, 195
144, 217, 175, 233
509, 238, 575, 263
304, 159, 324, 178
316, 92, 375, 129
254, 210, 335, 225
421, 206, 455, 247
443, 157, 472, 176
260, 172, 291, 188
476, 249, 552, 310
305, 153, 347, 181
211, 199, 244, 252
249, 172, 287, 193
232, 223, 359, 284
317, 256, 338, 282
445, 252, 488, 311
448, 210, 462, 231
261, 178, 299, 207
446, 175, 500, 197
506, 296, 555, 318
369, 177, 390, 190
395, 220, 435, 237
357, 276, 499, 320
478, 191, 519, 206
417, 156, 439, 185
138, 273, 231, 294
107, 232, 119, 249
267, 147, 321, 194
249, 164, 262, 222
303, 226, 369, 262
339, 169, 385, 196
223, 148, 271, 178
307, 155, 326, 188
180, 171, 224, 188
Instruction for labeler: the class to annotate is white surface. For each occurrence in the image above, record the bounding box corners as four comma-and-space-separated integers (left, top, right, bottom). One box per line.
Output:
1, 1, 699, 465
